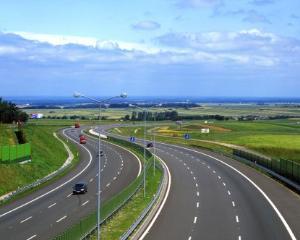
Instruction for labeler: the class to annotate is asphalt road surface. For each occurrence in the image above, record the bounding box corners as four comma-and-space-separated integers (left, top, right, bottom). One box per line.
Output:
0, 127, 141, 240
98, 124, 300, 240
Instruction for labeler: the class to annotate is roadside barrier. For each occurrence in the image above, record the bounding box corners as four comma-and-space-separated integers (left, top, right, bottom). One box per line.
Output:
0, 143, 31, 163
233, 149, 300, 185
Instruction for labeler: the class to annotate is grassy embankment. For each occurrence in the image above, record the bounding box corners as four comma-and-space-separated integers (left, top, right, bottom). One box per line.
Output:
110, 119, 300, 163
0, 122, 79, 197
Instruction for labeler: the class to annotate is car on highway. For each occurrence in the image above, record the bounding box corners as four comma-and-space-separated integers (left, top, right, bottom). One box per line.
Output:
146, 142, 154, 148
97, 150, 104, 157
80, 135, 87, 144
75, 123, 80, 128
73, 182, 88, 194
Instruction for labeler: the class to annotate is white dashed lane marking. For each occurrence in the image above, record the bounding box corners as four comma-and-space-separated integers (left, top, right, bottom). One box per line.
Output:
232, 201, 236, 207
197, 202, 199, 208
48, 203, 56, 209
26, 235, 37, 240
20, 216, 32, 223
56, 215, 67, 223
228, 190, 231, 196
82, 200, 89, 206
67, 193, 72, 198
194, 217, 198, 224
236, 215, 240, 223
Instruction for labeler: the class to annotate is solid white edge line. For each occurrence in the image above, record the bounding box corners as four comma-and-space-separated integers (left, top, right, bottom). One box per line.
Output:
0, 128, 93, 219
161, 143, 297, 240
138, 155, 172, 240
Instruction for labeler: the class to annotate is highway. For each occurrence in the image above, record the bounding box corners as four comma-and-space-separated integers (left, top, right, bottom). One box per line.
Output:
0, 127, 141, 240
98, 124, 300, 240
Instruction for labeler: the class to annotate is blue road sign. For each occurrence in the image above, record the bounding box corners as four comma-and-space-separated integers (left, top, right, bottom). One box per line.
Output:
184, 133, 190, 140
129, 136, 136, 143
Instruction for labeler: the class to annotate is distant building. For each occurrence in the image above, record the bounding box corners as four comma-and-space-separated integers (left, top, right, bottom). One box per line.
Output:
201, 128, 210, 133
30, 113, 44, 119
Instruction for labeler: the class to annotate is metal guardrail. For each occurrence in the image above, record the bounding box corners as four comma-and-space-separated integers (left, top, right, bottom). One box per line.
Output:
120, 164, 164, 240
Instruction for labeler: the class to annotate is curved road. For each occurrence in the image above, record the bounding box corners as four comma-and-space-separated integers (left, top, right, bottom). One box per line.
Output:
99, 124, 300, 240
0, 127, 141, 240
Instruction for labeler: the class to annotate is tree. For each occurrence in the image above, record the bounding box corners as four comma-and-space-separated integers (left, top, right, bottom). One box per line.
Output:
0, 97, 29, 123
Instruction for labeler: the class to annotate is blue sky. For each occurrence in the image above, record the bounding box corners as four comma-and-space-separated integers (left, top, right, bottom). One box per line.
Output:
0, 0, 299, 97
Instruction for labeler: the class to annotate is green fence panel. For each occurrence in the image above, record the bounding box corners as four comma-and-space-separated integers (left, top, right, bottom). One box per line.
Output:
2, 146, 10, 161
10, 145, 17, 161
0, 143, 31, 163
24, 144, 31, 158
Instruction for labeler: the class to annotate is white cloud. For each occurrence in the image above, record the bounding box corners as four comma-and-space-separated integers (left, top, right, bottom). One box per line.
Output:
131, 20, 161, 30
12, 31, 162, 54
0, 45, 24, 55
1, 29, 299, 68
177, 0, 221, 8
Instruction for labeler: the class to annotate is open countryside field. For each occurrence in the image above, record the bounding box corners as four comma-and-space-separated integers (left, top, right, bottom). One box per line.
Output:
24, 104, 300, 120
111, 119, 300, 163
25, 108, 131, 120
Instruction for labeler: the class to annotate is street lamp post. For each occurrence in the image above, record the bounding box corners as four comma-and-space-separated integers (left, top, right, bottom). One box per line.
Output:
153, 113, 156, 176
73, 92, 127, 240
130, 104, 147, 197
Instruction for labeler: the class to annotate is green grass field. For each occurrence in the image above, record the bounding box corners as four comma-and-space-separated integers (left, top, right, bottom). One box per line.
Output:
0, 124, 17, 145
24, 104, 300, 121
111, 119, 300, 163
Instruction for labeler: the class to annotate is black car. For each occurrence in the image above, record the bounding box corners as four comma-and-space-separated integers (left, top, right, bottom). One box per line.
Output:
97, 150, 104, 157
73, 182, 88, 194
146, 142, 154, 148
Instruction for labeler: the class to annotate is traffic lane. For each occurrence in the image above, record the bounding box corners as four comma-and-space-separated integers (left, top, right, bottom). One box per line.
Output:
99, 126, 300, 239
143, 148, 199, 240
159, 146, 239, 240
173, 144, 300, 238
158, 143, 295, 240
144, 147, 239, 240
0, 129, 140, 240
2, 143, 133, 239
197, 148, 300, 238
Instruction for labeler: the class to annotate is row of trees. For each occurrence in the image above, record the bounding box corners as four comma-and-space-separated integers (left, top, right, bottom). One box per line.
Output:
0, 98, 28, 123
123, 111, 235, 121
124, 111, 179, 121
